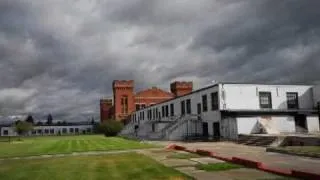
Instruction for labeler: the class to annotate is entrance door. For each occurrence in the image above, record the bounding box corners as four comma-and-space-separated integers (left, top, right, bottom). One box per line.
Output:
213, 122, 220, 140
294, 115, 308, 133
202, 122, 208, 137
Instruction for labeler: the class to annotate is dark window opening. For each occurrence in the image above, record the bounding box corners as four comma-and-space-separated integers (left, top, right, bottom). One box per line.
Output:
135, 104, 140, 111
259, 92, 272, 109
186, 99, 191, 114
162, 106, 165, 117
211, 92, 219, 110
202, 95, 208, 112
165, 105, 169, 117
181, 100, 185, 115
287, 92, 299, 109
170, 103, 174, 116
3, 130, 8, 135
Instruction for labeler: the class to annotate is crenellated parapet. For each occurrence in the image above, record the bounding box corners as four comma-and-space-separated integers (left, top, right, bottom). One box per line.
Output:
113, 80, 134, 89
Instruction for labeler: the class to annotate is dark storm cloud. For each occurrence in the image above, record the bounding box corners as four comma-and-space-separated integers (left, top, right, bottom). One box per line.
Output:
0, 0, 319, 122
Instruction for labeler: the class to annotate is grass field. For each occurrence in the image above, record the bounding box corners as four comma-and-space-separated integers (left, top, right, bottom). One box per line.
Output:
0, 135, 156, 158
0, 153, 191, 180
195, 162, 243, 171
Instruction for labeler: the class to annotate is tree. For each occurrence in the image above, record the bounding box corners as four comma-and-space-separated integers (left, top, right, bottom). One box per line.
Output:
47, 114, 53, 125
25, 115, 34, 124
14, 121, 33, 140
96, 120, 123, 137
36, 121, 43, 126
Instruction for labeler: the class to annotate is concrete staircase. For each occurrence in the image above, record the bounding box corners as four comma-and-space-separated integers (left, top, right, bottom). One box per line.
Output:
237, 134, 278, 147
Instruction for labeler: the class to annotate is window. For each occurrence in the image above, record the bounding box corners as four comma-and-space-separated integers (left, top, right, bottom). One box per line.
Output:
135, 104, 140, 111
287, 92, 299, 109
202, 95, 208, 112
32, 130, 36, 135
121, 95, 128, 114
75, 128, 79, 133
181, 100, 185, 115
259, 92, 272, 109
156, 108, 158, 118
70, 128, 74, 133
211, 92, 219, 110
141, 104, 146, 109
165, 105, 169, 117
162, 106, 165, 117
170, 103, 174, 116
3, 130, 8, 135
50, 129, 54, 134
62, 128, 67, 133
44, 129, 49, 134
37, 129, 42, 134
186, 99, 191, 114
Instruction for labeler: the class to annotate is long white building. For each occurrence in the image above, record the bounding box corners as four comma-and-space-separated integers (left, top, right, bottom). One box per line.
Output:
119, 82, 320, 141
0, 125, 94, 136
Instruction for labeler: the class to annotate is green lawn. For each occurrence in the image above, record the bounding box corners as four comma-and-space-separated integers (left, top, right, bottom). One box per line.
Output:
0, 135, 156, 158
0, 153, 192, 180
196, 162, 243, 171
279, 146, 320, 154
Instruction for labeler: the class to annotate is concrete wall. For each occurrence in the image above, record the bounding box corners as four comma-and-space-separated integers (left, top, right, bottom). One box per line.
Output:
220, 84, 314, 110
0, 125, 93, 136
237, 116, 297, 134
221, 117, 238, 140
307, 116, 320, 132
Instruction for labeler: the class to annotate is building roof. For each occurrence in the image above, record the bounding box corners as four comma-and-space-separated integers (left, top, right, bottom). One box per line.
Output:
134, 87, 174, 99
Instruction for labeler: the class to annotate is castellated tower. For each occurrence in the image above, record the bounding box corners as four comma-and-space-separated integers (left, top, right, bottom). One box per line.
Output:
112, 80, 135, 121
170, 81, 193, 97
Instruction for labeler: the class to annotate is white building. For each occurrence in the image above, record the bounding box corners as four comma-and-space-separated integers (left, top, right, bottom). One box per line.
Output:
119, 82, 320, 141
0, 125, 94, 136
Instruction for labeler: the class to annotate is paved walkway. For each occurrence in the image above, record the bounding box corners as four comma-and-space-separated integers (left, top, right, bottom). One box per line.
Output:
138, 149, 287, 180
149, 141, 320, 174
0, 148, 162, 161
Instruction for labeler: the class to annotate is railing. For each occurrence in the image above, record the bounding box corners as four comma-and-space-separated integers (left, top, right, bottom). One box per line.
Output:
165, 114, 202, 140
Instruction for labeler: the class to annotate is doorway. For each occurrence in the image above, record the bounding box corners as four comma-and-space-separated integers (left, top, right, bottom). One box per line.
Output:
213, 122, 220, 140
202, 122, 209, 138
294, 114, 308, 133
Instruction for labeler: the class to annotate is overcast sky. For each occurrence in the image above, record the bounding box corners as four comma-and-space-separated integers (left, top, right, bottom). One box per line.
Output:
0, 0, 320, 122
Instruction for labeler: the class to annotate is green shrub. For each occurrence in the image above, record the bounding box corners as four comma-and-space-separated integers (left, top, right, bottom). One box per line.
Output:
96, 120, 124, 137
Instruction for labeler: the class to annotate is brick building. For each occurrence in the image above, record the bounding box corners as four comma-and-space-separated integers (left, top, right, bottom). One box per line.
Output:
100, 80, 193, 123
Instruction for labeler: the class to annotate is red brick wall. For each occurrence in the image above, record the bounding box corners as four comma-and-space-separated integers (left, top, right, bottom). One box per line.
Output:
113, 80, 135, 121
100, 99, 113, 122
170, 81, 193, 97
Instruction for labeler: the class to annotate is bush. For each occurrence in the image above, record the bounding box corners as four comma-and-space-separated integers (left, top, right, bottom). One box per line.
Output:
96, 120, 124, 137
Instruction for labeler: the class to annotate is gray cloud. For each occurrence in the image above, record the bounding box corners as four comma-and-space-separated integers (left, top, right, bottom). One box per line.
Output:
0, 0, 319, 122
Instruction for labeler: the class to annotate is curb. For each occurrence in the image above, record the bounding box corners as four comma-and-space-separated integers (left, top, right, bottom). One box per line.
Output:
167, 144, 320, 180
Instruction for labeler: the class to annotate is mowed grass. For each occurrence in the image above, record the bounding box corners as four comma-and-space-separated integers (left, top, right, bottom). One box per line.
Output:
0, 135, 156, 158
0, 153, 192, 180
195, 162, 243, 171
278, 146, 320, 155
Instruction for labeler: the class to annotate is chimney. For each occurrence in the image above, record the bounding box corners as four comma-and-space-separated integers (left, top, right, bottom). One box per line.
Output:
170, 81, 193, 97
